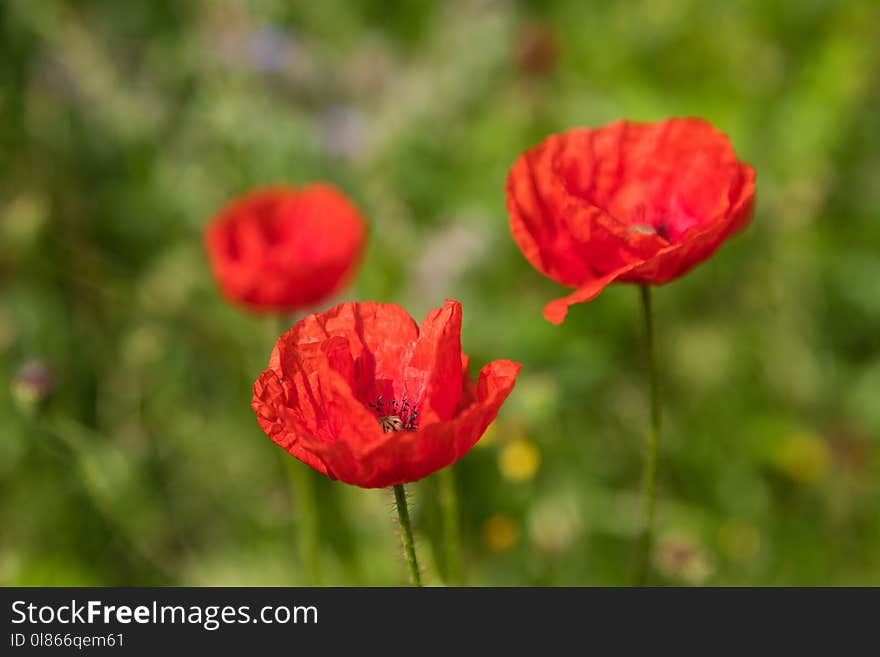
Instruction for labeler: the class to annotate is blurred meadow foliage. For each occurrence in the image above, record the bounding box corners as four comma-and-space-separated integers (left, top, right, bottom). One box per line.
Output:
2, 0, 879, 585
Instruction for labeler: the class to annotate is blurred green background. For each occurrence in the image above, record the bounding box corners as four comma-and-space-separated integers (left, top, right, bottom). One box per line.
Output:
2, 0, 879, 586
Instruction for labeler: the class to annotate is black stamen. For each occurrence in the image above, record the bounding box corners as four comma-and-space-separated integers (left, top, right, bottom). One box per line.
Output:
369, 392, 420, 431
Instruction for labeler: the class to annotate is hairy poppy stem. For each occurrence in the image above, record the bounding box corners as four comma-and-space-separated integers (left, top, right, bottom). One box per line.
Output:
393, 484, 422, 586
635, 285, 662, 586
438, 467, 464, 585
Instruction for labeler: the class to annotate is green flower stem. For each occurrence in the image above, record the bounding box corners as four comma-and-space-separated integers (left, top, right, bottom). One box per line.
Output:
634, 285, 662, 586
393, 484, 422, 587
438, 466, 464, 585
282, 455, 322, 585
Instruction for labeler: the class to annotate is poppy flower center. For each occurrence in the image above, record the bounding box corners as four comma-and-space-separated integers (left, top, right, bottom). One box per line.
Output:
625, 203, 701, 244
368, 394, 420, 433
625, 204, 673, 241
628, 223, 659, 236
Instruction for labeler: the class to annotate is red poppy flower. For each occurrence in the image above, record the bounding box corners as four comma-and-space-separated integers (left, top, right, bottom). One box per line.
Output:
506, 118, 756, 324
204, 184, 367, 313
252, 299, 521, 488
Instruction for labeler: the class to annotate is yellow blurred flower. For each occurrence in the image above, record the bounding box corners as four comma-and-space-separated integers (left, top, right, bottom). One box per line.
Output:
774, 433, 831, 484
499, 438, 541, 482
717, 519, 761, 563
482, 515, 520, 553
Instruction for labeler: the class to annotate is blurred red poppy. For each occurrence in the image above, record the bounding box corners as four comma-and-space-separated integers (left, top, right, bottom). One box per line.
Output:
204, 184, 367, 313
506, 117, 756, 324
252, 299, 520, 488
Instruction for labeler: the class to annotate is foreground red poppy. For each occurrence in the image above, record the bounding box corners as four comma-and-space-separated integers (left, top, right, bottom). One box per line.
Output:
506, 117, 756, 323
204, 184, 367, 313
252, 300, 521, 488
